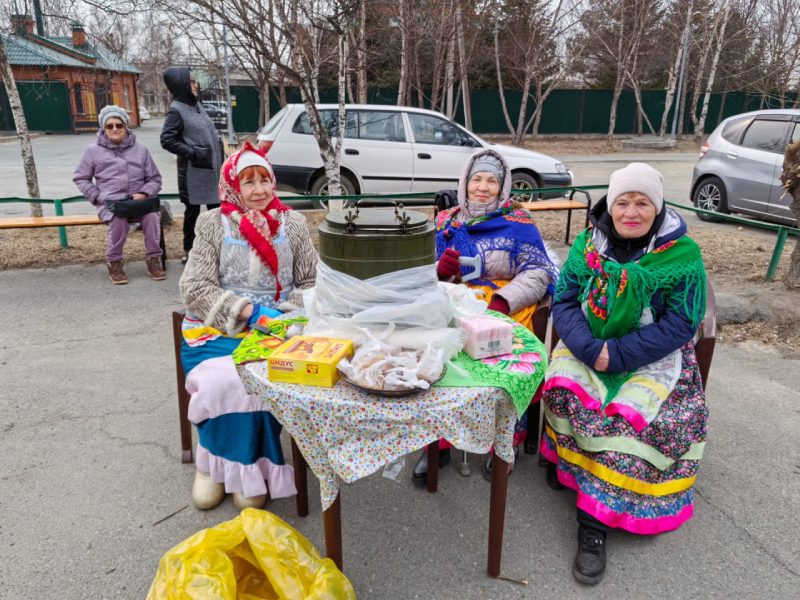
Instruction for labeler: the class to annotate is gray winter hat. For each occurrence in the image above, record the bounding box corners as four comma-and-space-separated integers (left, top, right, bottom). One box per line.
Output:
98, 105, 130, 129
607, 162, 664, 213
469, 154, 505, 187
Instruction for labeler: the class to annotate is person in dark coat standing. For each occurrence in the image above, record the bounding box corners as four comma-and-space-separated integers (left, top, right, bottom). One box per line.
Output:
160, 67, 224, 263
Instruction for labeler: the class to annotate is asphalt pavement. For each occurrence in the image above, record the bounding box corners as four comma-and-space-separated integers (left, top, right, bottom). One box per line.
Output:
0, 262, 798, 599
2, 122, 797, 598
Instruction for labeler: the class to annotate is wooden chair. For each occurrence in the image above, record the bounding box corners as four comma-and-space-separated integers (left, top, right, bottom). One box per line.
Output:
522, 293, 552, 454
535, 280, 717, 463
171, 307, 194, 463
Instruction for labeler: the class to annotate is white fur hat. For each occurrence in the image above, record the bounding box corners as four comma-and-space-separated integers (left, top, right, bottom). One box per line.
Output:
236, 150, 273, 178
607, 162, 664, 213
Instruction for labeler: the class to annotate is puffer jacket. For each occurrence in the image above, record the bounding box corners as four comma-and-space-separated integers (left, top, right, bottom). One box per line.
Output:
72, 129, 162, 222
449, 149, 556, 313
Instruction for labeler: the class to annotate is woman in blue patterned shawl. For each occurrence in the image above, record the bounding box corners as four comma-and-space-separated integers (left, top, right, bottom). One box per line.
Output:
412, 148, 560, 485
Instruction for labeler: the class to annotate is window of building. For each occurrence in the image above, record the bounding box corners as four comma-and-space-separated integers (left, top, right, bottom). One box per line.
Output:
124, 86, 131, 111
74, 83, 84, 114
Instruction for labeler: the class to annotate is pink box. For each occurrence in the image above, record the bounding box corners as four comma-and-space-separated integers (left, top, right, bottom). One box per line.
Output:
456, 315, 514, 360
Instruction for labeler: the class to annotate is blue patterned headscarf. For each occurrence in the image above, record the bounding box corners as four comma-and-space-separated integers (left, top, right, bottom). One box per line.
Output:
435, 201, 559, 295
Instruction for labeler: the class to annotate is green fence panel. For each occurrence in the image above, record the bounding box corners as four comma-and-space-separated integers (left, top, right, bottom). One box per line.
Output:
579, 89, 612, 134
231, 85, 261, 133
4, 81, 72, 132
537, 90, 582, 134
252, 87, 799, 137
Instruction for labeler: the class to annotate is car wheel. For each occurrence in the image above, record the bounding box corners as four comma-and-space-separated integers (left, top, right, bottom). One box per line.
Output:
693, 176, 729, 223
309, 174, 356, 209
510, 172, 540, 202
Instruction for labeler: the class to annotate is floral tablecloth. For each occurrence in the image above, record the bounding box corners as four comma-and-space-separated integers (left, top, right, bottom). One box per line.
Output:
238, 361, 517, 511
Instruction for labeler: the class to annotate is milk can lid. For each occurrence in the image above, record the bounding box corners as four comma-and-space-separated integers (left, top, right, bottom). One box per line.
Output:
324, 200, 429, 234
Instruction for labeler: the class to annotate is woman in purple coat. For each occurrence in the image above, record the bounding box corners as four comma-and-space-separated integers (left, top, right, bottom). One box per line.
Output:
73, 105, 165, 284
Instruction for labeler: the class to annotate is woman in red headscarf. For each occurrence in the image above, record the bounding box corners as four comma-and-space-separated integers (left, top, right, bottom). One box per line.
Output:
178, 143, 318, 510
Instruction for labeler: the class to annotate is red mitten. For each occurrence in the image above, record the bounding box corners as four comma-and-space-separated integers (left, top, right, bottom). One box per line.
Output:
487, 296, 511, 315
437, 248, 461, 279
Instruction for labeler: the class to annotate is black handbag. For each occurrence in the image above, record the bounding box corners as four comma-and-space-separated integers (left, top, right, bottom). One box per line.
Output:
103, 195, 161, 219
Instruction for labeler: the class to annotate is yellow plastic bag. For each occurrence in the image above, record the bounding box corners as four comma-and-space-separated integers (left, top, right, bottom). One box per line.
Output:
147, 508, 356, 600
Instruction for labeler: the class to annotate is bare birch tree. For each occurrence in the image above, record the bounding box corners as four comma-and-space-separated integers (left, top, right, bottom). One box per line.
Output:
493, 0, 583, 144
0, 34, 42, 217
660, 1, 695, 137
581, 0, 659, 143
694, 0, 733, 139
167, 0, 357, 211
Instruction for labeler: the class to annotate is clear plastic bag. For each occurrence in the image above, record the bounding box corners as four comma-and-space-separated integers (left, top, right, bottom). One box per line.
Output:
304, 261, 453, 330
439, 282, 489, 319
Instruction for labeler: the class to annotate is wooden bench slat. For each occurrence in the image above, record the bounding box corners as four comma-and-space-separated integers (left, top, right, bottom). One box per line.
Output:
520, 200, 588, 211
0, 215, 103, 229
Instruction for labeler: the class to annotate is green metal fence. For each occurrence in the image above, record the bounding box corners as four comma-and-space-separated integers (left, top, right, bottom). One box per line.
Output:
236, 86, 799, 135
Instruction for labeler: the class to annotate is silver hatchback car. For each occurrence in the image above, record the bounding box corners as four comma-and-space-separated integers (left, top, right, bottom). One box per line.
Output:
691, 109, 800, 225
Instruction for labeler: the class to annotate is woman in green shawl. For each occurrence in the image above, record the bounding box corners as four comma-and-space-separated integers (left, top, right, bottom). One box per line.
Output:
542, 163, 708, 585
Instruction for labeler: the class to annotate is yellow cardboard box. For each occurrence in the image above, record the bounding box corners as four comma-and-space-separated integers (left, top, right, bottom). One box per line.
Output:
267, 336, 354, 387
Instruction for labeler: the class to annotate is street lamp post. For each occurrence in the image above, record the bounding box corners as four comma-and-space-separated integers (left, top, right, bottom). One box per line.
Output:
671, 11, 704, 140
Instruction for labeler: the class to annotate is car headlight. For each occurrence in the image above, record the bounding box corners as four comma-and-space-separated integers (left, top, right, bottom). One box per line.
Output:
555, 163, 567, 174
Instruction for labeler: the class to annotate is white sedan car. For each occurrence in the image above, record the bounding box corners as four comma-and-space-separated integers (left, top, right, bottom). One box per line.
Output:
257, 104, 572, 206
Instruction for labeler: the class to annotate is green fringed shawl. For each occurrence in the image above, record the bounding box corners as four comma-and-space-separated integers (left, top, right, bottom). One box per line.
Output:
555, 228, 706, 404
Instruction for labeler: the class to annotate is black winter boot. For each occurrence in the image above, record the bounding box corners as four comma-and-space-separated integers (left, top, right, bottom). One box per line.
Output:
573, 525, 607, 585
546, 461, 565, 490
412, 447, 451, 486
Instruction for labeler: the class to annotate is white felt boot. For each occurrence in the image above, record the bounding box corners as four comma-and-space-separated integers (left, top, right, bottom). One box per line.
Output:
192, 469, 226, 510
232, 491, 267, 510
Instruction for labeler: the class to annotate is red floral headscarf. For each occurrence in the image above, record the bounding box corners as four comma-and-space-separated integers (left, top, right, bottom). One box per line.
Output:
218, 142, 291, 300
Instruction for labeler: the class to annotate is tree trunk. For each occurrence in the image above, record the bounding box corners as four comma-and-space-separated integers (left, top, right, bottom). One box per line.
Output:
607, 67, 624, 144
514, 68, 534, 146
695, 0, 732, 141
690, 17, 715, 138
781, 139, 800, 287
628, 75, 657, 135
716, 90, 727, 128
445, 35, 455, 119
327, 33, 348, 213
659, 3, 692, 138
414, 34, 424, 108
0, 35, 41, 217
494, 19, 517, 138
398, 0, 408, 106
357, 0, 368, 104
456, 4, 471, 130
258, 79, 267, 129
279, 80, 287, 107
677, 70, 690, 138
